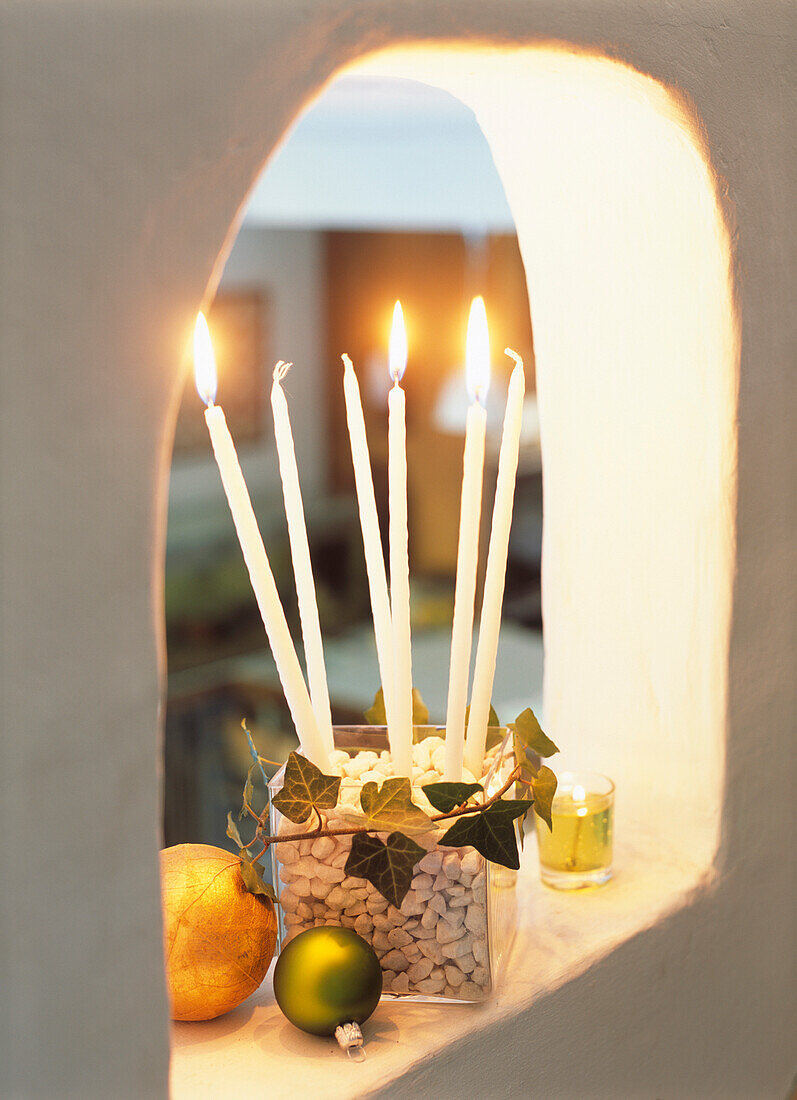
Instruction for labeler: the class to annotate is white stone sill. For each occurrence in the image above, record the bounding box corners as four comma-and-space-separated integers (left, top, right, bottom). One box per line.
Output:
169, 836, 709, 1099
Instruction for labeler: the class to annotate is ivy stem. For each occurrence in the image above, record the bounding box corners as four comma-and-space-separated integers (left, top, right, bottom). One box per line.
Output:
256, 764, 523, 847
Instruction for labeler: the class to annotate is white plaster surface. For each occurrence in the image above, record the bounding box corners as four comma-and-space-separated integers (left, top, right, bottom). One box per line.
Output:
1, 3, 795, 1099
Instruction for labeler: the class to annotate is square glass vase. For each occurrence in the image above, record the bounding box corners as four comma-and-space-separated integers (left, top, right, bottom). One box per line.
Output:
268, 726, 518, 1003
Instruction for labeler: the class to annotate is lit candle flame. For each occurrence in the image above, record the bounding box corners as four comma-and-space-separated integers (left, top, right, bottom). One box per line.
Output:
389, 300, 407, 383
193, 311, 218, 406
466, 295, 490, 404
573, 784, 586, 803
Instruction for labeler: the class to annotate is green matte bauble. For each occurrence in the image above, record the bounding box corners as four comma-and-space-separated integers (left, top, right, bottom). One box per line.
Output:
273, 926, 382, 1036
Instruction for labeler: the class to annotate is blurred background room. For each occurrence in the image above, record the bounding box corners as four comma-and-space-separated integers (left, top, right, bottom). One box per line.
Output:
163, 75, 544, 850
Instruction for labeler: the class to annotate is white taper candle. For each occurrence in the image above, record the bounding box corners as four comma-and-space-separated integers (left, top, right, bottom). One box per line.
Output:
387, 302, 413, 776
193, 313, 329, 770
271, 362, 334, 758
204, 403, 329, 769
342, 354, 395, 739
464, 350, 526, 777
444, 297, 490, 781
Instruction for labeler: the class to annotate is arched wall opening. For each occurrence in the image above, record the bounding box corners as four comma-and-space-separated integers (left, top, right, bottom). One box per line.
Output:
173, 43, 736, 870
168, 40, 738, 1093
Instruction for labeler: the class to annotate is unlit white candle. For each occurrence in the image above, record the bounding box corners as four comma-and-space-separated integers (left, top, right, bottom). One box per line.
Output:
444, 297, 490, 781
203, 403, 329, 769
464, 350, 526, 777
271, 362, 334, 758
342, 354, 395, 739
387, 302, 413, 775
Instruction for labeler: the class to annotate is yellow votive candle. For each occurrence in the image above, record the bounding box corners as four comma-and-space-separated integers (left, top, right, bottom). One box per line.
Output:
535, 772, 615, 890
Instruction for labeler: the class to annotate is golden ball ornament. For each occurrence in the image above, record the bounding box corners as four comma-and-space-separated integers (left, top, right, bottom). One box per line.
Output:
273, 926, 383, 1036
160, 843, 277, 1021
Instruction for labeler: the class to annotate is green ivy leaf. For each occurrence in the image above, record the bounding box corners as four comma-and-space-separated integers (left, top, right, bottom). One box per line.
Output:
422, 781, 483, 814
271, 751, 341, 824
465, 703, 500, 728
364, 688, 387, 725
411, 689, 430, 725
510, 707, 559, 758
532, 765, 558, 831
364, 687, 430, 726
226, 812, 244, 848
238, 760, 258, 821
359, 778, 432, 833
238, 854, 277, 902
439, 799, 533, 870
345, 831, 426, 907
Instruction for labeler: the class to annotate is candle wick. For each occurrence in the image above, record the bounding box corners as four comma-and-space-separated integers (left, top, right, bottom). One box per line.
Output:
206, 397, 215, 409
392, 372, 400, 388
273, 361, 292, 384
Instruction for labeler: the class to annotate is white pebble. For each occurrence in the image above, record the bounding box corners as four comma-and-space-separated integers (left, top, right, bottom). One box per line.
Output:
314, 863, 345, 884
442, 938, 471, 960
440, 907, 465, 929
449, 890, 473, 908
465, 904, 486, 933
458, 953, 476, 974
280, 888, 298, 911
421, 908, 438, 929
400, 898, 426, 917
292, 878, 312, 898
472, 937, 488, 966
408, 958, 434, 983
436, 921, 465, 945
388, 928, 413, 948
325, 886, 349, 909
382, 949, 410, 973
429, 893, 447, 917
419, 851, 442, 875
445, 965, 466, 988
372, 931, 391, 952
391, 972, 410, 994
354, 913, 373, 937
461, 850, 481, 876
417, 940, 445, 965
459, 981, 483, 999
415, 977, 446, 994
472, 966, 489, 987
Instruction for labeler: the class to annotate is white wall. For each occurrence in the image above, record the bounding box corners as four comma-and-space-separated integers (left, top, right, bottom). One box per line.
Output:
0, 4, 794, 1099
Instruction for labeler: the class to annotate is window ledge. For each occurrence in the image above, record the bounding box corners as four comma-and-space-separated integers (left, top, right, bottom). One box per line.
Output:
170, 836, 710, 1098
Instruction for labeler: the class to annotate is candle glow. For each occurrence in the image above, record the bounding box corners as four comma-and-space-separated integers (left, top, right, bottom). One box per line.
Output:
193, 311, 217, 406
465, 296, 490, 404
389, 300, 407, 382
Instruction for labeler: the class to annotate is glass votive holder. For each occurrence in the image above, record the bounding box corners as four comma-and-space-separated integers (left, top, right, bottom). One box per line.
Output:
534, 771, 614, 891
